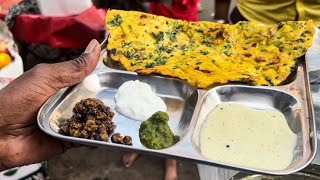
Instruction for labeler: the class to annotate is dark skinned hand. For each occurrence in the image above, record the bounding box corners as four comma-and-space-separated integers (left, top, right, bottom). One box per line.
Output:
0, 39, 100, 170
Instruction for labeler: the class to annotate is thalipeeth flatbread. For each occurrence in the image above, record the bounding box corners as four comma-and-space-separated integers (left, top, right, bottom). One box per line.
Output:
106, 10, 314, 88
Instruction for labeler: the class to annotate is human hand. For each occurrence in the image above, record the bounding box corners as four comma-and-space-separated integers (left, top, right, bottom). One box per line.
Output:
0, 39, 101, 170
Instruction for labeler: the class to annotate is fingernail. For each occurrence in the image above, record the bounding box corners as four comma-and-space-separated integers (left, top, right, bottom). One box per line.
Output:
84, 39, 98, 54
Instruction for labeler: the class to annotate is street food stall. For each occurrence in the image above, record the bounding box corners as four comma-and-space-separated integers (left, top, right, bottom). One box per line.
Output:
38, 9, 320, 179
1, 0, 320, 179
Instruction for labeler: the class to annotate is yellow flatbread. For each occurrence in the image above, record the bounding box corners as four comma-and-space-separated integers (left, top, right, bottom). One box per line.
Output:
106, 10, 314, 88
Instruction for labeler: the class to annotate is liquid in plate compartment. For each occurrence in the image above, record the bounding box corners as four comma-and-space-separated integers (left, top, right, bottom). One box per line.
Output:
192, 85, 305, 172
200, 102, 297, 170
48, 71, 198, 149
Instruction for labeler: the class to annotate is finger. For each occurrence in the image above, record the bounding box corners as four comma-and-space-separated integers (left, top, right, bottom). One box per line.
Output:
122, 152, 139, 168
0, 39, 101, 122
164, 159, 177, 180
60, 141, 82, 153
46, 39, 101, 91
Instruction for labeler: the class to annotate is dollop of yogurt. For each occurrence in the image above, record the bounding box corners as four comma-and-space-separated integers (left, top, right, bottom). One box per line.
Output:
115, 80, 167, 121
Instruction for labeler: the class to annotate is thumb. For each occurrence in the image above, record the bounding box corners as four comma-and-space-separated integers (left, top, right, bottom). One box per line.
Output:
47, 39, 101, 90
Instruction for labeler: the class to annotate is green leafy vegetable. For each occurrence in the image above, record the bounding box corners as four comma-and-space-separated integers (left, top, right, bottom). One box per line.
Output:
168, 33, 177, 42
155, 57, 168, 65
200, 50, 209, 55
107, 14, 123, 27
145, 62, 155, 68
153, 31, 164, 41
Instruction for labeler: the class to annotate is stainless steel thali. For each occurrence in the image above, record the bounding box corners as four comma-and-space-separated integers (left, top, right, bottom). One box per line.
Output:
37, 39, 317, 175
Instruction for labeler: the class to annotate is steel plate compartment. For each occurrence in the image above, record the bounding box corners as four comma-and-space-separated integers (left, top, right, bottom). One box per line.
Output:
39, 71, 198, 150
192, 85, 309, 174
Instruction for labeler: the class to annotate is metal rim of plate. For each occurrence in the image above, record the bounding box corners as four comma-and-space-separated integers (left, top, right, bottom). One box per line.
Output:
37, 39, 317, 175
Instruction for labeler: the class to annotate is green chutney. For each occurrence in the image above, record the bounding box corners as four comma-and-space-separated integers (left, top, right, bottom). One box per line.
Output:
139, 111, 178, 149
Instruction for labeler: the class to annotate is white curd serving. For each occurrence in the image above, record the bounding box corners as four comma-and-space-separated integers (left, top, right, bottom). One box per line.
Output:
114, 80, 167, 121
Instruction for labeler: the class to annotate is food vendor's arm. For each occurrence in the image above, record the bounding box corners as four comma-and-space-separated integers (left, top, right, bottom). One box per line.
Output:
0, 40, 100, 170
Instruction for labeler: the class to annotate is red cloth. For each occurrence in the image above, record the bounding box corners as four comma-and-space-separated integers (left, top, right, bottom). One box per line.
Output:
150, 0, 199, 21
11, 6, 106, 49
0, 13, 5, 21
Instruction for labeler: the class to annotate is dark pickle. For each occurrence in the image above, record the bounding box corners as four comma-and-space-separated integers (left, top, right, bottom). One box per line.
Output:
111, 133, 132, 146
139, 111, 179, 149
123, 136, 133, 145
59, 98, 115, 142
